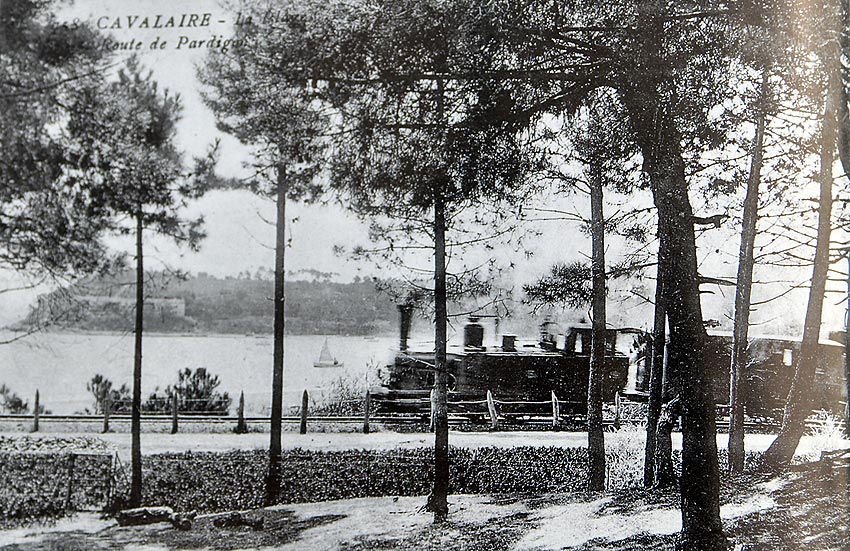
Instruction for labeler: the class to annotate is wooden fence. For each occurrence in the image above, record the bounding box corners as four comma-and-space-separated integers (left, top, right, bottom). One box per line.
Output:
4, 388, 844, 434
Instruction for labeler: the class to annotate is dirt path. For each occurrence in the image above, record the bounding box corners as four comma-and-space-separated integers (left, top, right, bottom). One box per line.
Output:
1, 430, 822, 459
0, 495, 532, 551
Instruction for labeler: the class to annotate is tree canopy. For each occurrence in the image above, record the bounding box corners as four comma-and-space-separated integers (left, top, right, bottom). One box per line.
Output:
0, 1, 118, 281
67, 57, 206, 246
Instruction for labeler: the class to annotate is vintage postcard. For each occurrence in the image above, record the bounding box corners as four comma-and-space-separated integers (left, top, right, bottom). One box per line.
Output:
1, 1, 848, 549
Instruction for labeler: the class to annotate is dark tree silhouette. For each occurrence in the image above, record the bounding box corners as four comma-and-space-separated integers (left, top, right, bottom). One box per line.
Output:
0, 0, 119, 326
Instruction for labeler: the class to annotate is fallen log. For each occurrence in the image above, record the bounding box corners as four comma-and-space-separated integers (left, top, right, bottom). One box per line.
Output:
116, 507, 174, 527
116, 507, 195, 530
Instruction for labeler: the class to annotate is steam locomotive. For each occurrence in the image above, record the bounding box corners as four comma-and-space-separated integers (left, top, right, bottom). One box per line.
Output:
372, 313, 848, 418
372, 316, 644, 413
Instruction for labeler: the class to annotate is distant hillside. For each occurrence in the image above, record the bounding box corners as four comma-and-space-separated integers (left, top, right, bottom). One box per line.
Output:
17, 272, 399, 336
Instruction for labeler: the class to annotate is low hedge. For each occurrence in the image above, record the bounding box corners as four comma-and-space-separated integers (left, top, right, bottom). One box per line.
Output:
0, 452, 114, 527
132, 446, 590, 512
2, 443, 765, 523
133, 445, 765, 514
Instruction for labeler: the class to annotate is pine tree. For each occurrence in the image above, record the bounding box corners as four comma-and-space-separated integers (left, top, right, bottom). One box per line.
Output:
68, 58, 206, 507
199, 18, 327, 505
0, 1, 118, 308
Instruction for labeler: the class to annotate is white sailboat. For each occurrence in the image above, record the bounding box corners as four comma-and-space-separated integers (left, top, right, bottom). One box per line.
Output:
313, 338, 344, 368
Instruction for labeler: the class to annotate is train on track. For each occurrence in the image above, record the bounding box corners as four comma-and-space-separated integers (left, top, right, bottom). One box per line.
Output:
372, 314, 848, 418
372, 314, 644, 414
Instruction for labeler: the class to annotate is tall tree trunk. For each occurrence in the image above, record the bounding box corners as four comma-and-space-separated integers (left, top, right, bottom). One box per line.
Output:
845, 258, 850, 438
653, 147, 725, 551
624, 5, 726, 547
668, 189, 723, 545
587, 173, 606, 491
832, 0, 850, 440
427, 191, 450, 522
761, 68, 838, 470
644, 227, 667, 487
426, 76, 450, 523
130, 209, 144, 507
728, 70, 769, 474
265, 162, 287, 505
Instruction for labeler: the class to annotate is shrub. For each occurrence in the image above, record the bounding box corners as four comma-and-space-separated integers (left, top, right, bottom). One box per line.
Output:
145, 368, 231, 415
0, 384, 30, 414
605, 423, 646, 490
804, 409, 846, 460
86, 375, 131, 414
311, 362, 379, 416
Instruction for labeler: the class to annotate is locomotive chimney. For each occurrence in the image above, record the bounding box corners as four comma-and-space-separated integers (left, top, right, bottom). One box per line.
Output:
398, 304, 413, 351
464, 317, 484, 349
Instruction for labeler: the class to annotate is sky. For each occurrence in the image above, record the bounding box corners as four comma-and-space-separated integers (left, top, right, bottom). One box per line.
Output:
0, 0, 846, 336
53, 0, 387, 280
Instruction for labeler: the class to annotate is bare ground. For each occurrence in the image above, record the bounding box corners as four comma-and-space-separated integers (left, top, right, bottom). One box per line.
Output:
0, 430, 821, 459
2, 457, 847, 551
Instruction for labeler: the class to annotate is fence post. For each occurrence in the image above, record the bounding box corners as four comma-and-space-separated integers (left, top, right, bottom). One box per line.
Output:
551, 391, 560, 429
171, 394, 179, 434
613, 391, 621, 429
32, 390, 40, 433
235, 391, 248, 434
486, 390, 499, 430
300, 390, 309, 434
65, 453, 76, 510
363, 390, 371, 434
102, 391, 111, 433
106, 453, 116, 507
429, 388, 436, 432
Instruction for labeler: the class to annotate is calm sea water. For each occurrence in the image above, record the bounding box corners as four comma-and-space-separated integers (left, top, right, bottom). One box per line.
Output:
0, 332, 399, 415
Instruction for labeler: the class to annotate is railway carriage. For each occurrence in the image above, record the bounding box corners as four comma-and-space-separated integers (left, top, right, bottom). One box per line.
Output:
699, 333, 846, 417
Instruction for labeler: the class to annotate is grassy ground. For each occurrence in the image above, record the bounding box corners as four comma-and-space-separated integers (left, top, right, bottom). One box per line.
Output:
725, 453, 850, 550
2, 455, 848, 551
0, 510, 346, 551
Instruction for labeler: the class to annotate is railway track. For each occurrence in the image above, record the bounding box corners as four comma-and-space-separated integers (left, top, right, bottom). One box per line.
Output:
0, 411, 806, 432
2, 395, 840, 433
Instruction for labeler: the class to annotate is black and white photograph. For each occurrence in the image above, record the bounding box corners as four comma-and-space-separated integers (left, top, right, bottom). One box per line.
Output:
1, 0, 849, 549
